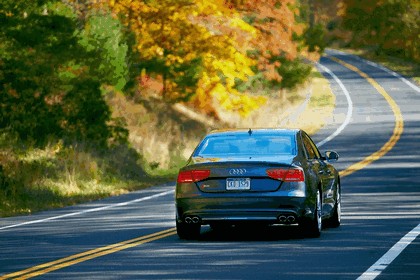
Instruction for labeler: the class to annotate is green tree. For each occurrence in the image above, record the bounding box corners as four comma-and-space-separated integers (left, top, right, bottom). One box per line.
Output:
78, 12, 130, 91
0, 1, 116, 147
342, 0, 420, 61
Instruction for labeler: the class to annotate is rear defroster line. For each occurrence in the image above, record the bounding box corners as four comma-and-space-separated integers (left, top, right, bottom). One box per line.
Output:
0, 228, 177, 279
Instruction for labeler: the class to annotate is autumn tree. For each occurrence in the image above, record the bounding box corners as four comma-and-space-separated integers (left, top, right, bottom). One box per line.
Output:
108, 0, 265, 117
225, 0, 313, 89
341, 0, 420, 61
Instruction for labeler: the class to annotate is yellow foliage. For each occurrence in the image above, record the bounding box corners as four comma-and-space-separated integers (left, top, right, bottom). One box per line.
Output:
229, 16, 257, 36
208, 85, 267, 117
108, 0, 264, 116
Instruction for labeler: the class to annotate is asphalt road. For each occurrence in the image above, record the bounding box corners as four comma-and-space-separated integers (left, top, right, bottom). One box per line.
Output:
1, 50, 420, 279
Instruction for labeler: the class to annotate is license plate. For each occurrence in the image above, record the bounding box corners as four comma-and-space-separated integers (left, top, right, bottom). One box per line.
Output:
226, 178, 251, 190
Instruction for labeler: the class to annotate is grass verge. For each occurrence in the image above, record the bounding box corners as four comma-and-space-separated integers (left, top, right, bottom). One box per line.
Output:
339, 48, 420, 85
0, 140, 172, 217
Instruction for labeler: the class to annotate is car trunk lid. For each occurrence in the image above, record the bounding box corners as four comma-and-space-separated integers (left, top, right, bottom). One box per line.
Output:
187, 157, 295, 193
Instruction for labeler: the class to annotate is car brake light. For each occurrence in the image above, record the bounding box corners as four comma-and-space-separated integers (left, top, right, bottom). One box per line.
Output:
177, 170, 211, 183
266, 168, 304, 182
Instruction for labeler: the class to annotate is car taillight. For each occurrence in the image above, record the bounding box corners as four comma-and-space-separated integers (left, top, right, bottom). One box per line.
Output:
177, 170, 211, 183
266, 168, 305, 182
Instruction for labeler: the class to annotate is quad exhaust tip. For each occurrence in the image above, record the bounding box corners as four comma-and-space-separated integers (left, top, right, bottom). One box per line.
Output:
278, 215, 296, 224
279, 216, 287, 223
184, 216, 201, 224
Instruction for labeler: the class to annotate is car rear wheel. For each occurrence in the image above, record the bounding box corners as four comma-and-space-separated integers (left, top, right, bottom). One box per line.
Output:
176, 220, 200, 240
327, 183, 341, 228
301, 189, 322, 238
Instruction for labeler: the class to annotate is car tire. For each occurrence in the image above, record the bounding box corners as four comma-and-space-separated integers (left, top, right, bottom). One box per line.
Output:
327, 183, 341, 228
176, 220, 200, 240
301, 189, 322, 238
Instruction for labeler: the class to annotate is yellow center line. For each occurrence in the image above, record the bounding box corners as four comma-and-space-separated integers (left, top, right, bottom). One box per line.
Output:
0, 56, 405, 279
0, 228, 177, 279
329, 56, 404, 178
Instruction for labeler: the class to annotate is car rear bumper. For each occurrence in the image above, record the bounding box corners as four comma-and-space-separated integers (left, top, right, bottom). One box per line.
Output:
176, 195, 315, 225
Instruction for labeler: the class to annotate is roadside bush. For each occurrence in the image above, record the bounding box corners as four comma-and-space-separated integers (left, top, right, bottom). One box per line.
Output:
273, 56, 313, 89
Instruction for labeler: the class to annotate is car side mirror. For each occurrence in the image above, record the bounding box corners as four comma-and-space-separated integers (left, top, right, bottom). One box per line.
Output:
324, 151, 339, 162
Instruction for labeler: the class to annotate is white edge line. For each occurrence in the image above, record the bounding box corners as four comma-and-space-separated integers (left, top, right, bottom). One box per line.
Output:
357, 223, 420, 280
327, 49, 420, 93
315, 62, 353, 148
363, 59, 420, 93
0, 189, 175, 230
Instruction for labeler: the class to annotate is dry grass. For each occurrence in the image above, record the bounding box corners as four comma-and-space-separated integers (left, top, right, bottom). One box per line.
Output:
290, 74, 336, 135
216, 88, 307, 128
106, 67, 335, 171
216, 70, 335, 135
106, 92, 211, 172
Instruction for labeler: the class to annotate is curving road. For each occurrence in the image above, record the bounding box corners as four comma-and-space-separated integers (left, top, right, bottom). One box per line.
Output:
1, 50, 420, 279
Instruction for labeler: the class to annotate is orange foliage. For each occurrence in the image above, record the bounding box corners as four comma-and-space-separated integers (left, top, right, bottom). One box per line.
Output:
108, 0, 265, 118
227, 0, 304, 82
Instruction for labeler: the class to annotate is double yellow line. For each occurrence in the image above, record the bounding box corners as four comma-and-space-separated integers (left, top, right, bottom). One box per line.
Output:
0, 56, 404, 279
331, 56, 404, 177
0, 228, 177, 279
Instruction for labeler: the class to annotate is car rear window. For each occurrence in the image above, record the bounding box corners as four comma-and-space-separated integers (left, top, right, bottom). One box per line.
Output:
194, 134, 296, 157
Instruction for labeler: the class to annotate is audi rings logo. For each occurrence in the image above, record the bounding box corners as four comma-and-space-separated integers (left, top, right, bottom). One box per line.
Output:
229, 168, 247, 176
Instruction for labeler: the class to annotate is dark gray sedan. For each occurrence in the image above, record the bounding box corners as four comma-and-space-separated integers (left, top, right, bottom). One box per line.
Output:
175, 128, 341, 239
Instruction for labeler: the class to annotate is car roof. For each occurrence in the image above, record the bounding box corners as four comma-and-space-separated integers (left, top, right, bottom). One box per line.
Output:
206, 128, 300, 137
